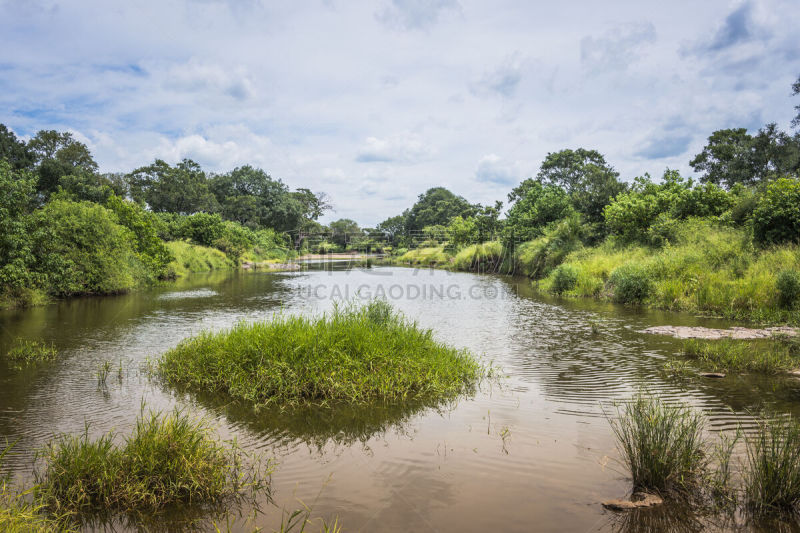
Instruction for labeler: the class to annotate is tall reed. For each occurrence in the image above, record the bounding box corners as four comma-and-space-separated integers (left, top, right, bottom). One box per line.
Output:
608, 394, 706, 494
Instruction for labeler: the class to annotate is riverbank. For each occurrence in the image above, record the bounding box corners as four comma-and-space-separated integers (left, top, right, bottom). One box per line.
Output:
380, 220, 800, 326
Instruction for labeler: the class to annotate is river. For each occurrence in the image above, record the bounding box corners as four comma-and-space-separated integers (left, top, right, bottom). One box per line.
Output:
1, 262, 799, 532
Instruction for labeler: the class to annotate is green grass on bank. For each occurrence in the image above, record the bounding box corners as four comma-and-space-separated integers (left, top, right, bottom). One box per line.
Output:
164, 241, 234, 279
397, 246, 450, 266
158, 300, 484, 407
36, 408, 269, 520
536, 220, 800, 322
452, 242, 503, 272
679, 336, 800, 374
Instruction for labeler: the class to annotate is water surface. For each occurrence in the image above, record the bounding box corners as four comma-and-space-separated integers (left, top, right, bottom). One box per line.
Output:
1, 264, 799, 532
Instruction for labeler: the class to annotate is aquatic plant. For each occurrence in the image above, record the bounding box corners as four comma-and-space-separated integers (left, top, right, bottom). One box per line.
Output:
743, 414, 800, 516
681, 337, 800, 374
36, 408, 270, 518
608, 394, 706, 494
5, 339, 57, 369
0, 442, 71, 532
158, 300, 483, 407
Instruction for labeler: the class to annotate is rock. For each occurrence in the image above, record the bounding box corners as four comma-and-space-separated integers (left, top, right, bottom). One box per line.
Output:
631, 492, 663, 507
699, 372, 726, 378
602, 492, 663, 511
642, 325, 799, 340
602, 499, 639, 511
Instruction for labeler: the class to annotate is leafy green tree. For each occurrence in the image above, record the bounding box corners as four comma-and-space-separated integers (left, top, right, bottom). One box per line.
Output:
404, 188, 475, 234
0, 161, 39, 297
377, 215, 406, 247
0, 124, 34, 170
209, 165, 310, 232
106, 196, 173, 280
329, 219, 362, 248
752, 177, 800, 245
533, 148, 625, 224
603, 170, 732, 244
27, 130, 99, 195
504, 179, 574, 244
474, 201, 504, 242
446, 216, 479, 249
126, 159, 219, 215
691, 126, 800, 187
31, 200, 141, 295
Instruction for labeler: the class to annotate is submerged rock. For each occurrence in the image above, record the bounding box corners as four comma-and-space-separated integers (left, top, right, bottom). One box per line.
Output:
602, 492, 663, 511
699, 372, 726, 379
642, 325, 799, 340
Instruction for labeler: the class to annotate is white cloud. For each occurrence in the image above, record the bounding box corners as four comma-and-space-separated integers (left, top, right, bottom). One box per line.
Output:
355, 134, 434, 164
1, 0, 799, 227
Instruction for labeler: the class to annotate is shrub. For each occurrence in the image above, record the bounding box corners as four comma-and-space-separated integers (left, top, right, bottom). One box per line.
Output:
105, 196, 173, 280
158, 301, 483, 406
551, 264, 579, 294
608, 394, 706, 494
753, 177, 800, 246
31, 200, 143, 296
609, 264, 651, 304
776, 269, 800, 309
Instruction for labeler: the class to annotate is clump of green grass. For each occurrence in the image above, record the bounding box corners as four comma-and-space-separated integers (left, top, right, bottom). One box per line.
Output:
36, 408, 270, 519
743, 414, 800, 516
608, 394, 706, 495
681, 337, 800, 374
158, 300, 483, 407
0, 442, 70, 532
5, 339, 57, 370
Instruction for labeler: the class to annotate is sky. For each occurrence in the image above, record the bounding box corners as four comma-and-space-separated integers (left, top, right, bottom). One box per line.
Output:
1, 0, 799, 227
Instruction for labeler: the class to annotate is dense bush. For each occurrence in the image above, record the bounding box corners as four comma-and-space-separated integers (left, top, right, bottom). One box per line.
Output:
551, 264, 579, 294
106, 195, 172, 280
776, 269, 800, 309
604, 170, 733, 244
31, 200, 144, 295
0, 161, 39, 301
609, 264, 652, 304
752, 177, 800, 246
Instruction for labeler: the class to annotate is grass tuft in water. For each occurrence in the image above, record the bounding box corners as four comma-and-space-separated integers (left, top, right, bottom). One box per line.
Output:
0, 442, 72, 532
608, 394, 706, 495
5, 339, 57, 370
36, 408, 270, 519
681, 336, 800, 374
743, 414, 800, 516
158, 300, 484, 407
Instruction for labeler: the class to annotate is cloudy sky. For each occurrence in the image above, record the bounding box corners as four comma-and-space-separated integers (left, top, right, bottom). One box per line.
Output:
1, 0, 799, 226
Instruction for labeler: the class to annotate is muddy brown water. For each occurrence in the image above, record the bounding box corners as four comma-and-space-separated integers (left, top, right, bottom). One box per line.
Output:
2, 263, 800, 532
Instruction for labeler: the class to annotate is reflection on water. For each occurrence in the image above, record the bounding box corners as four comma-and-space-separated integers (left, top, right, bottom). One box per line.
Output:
2, 265, 800, 531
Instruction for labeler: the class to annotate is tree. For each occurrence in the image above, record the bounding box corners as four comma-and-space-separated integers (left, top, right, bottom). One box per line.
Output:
0, 124, 33, 170
474, 201, 503, 242
752, 177, 800, 246
377, 215, 406, 247
532, 149, 625, 224
27, 130, 99, 195
504, 179, 573, 243
126, 159, 219, 215
208, 165, 309, 232
329, 219, 362, 248
690, 126, 800, 187
404, 187, 475, 234
0, 161, 38, 296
